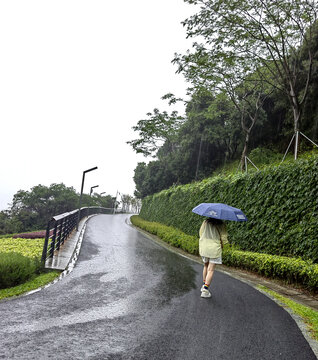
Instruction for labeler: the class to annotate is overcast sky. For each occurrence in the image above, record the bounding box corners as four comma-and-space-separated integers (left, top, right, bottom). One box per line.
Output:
0, 0, 197, 210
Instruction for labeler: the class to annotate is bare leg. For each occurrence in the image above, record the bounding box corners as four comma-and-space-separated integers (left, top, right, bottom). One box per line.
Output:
203, 262, 209, 283
205, 263, 216, 287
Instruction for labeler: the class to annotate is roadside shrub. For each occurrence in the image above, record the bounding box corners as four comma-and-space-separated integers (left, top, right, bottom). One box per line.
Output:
222, 249, 318, 293
0, 252, 38, 289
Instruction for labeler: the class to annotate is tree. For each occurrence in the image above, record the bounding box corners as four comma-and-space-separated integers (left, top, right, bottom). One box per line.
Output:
130, 197, 141, 213
0, 183, 117, 234
176, 0, 318, 159
127, 95, 185, 158
185, 90, 242, 172
133, 162, 148, 198
232, 81, 269, 169
121, 194, 133, 212
174, 34, 270, 171
0, 210, 20, 235
133, 160, 176, 198
297, 21, 318, 143
95, 194, 113, 208
9, 184, 79, 231
132, 88, 244, 197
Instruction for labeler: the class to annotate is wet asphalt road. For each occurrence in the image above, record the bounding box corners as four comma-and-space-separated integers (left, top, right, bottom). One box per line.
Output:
0, 214, 316, 360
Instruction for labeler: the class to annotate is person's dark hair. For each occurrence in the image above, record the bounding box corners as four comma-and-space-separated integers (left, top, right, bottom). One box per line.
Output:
206, 217, 223, 225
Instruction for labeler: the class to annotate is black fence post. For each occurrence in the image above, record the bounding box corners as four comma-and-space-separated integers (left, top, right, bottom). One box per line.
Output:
56, 218, 64, 251
61, 216, 68, 245
41, 219, 52, 264
50, 221, 58, 258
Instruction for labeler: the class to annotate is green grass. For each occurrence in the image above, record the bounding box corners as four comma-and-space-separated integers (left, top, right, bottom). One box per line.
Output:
0, 271, 61, 300
258, 285, 318, 341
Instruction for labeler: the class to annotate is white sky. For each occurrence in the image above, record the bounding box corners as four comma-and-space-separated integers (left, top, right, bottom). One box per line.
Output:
0, 0, 197, 210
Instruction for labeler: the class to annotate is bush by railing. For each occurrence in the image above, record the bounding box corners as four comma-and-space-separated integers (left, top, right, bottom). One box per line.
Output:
0, 252, 41, 289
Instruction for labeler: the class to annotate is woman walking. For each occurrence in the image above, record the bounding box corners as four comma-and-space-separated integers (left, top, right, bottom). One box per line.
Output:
199, 218, 228, 298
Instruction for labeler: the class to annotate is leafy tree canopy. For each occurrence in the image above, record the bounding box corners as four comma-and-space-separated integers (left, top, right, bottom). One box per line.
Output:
0, 184, 116, 234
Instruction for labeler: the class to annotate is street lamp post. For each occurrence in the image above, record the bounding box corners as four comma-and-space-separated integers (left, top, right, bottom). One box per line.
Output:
99, 191, 106, 211
76, 166, 98, 231
90, 185, 99, 196
89, 185, 99, 216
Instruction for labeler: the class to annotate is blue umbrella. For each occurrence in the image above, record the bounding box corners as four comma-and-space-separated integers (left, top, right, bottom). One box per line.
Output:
192, 203, 248, 222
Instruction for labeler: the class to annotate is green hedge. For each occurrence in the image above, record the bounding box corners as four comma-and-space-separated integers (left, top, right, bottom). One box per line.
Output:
131, 216, 318, 292
139, 154, 318, 263
223, 250, 318, 292
0, 252, 41, 289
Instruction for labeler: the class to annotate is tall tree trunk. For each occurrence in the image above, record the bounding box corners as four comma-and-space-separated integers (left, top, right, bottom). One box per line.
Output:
289, 83, 301, 160
195, 135, 203, 180
240, 131, 249, 172
240, 110, 257, 172
232, 91, 262, 172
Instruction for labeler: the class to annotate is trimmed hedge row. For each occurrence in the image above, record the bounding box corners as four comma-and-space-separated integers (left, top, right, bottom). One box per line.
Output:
139, 154, 318, 263
131, 215, 318, 292
223, 250, 318, 292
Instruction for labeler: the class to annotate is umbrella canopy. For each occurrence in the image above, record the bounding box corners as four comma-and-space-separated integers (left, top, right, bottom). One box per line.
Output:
192, 203, 248, 222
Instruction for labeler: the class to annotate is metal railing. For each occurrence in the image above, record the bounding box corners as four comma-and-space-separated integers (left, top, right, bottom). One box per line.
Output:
41, 207, 113, 263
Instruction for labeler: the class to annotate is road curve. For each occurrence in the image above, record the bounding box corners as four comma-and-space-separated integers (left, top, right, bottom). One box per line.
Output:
0, 214, 316, 359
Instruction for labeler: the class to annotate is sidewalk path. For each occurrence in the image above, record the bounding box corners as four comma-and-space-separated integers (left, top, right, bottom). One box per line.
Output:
0, 214, 316, 359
